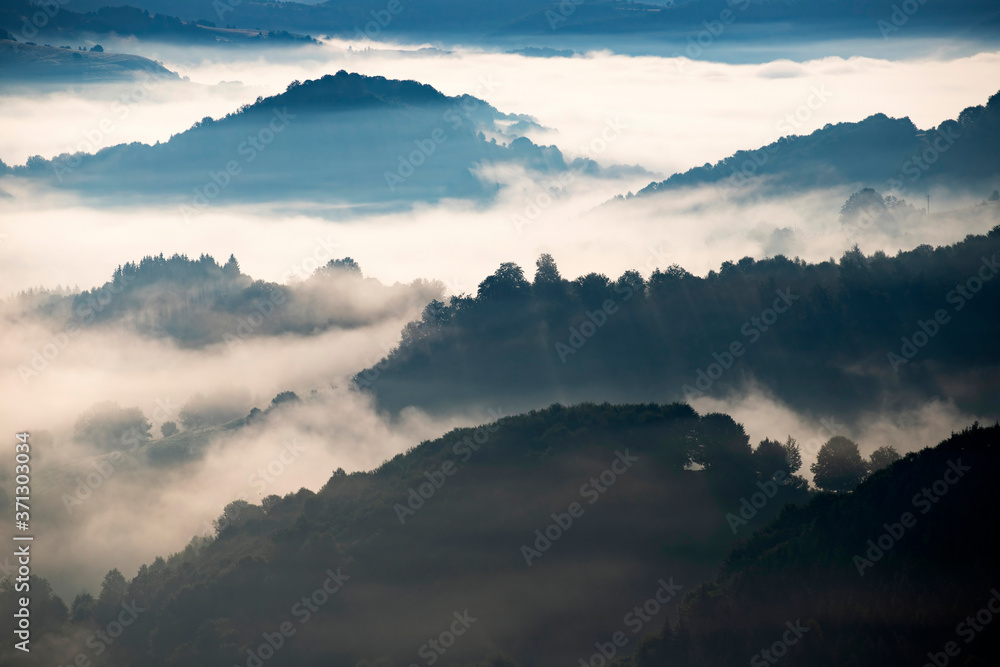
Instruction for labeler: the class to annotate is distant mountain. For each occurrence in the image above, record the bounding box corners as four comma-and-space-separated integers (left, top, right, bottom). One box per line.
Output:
0, 0, 316, 47
0, 402, 811, 666
499, 0, 1000, 36
630, 90, 1000, 200
0, 38, 177, 82
3, 71, 645, 207
620, 422, 1000, 666
354, 224, 1000, 419
56, 0, 1000, 42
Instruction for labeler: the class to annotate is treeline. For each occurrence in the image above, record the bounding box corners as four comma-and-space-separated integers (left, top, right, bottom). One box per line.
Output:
357, 224, 1000, 419
6, 252, 438, 347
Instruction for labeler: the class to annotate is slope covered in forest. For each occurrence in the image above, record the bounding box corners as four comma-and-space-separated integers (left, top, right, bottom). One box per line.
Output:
0, 403, 812, 666
618, 422, 1000, 667
356, 224, 1000, 419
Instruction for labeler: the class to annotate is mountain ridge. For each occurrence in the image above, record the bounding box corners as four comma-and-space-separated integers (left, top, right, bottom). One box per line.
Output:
625, 90, 1000, 200
2, 70, 642, 207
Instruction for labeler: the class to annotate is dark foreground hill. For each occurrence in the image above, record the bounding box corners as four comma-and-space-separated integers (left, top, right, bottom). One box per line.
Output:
0, 403, 812, 666
3, 70, 641, 208
4, 409, 996, 666
618, 422, 1000, 667
356, 223, 1000, 420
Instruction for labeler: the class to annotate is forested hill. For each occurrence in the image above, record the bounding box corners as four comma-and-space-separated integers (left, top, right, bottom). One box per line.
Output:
355, 223, 1000, 419
5, 71, 639, 206
0, 403, 813, 665
3, 252, 440, 347
4, 406, 993, 665
618, 422, 1000, 667
630, 89, 1000, 199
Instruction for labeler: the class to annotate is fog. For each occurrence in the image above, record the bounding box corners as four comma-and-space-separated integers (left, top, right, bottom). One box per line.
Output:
1, 296, 487, 599
689, 386, 987, 484
6, 292, 984, 600
30, 386, 480, 602
4, 171, 996, 300
4, 183, 994, 602
2, 39, 998, 176
1, 35, 996, 606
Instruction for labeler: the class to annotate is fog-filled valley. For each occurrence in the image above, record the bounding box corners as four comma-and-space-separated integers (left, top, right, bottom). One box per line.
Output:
1, 1, 999, 665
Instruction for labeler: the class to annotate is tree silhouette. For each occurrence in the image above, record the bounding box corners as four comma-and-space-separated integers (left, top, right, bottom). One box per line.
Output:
753, 438, 788, 476
270, 391, 300, 407
839, 188, 885, 223
782, 437, 803, 475
477, 262, 530, 301
867, 445, 901, 473
74, 402, 151, 449
573, 272, 613, 308
223, 253, 241, 277
534, 253, 561, 285
99, 568, 127, 606
754, 436, 802, 478
71, 592, 96, 622
213, 500, 265, 535
811, 436, 867, 492
315, 257, 362, 279
693, 413, 752, 472
261, 494, 282, 514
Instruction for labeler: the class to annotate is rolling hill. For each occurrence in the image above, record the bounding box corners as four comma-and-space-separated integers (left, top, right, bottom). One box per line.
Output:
629, 89, 1000, 200
354, 224, 1000, 419
0, 38, 178, 82
3, 70, 643, 207
0, 402, 812, 666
